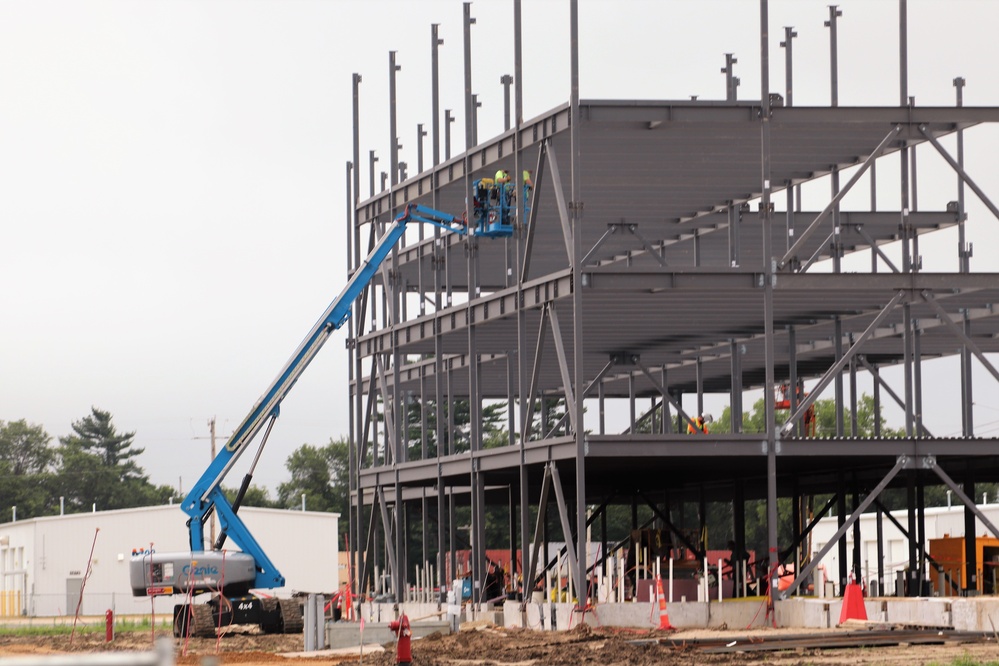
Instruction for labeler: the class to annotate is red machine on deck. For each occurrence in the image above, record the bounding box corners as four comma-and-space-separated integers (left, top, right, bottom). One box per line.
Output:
774, 383, 816, 437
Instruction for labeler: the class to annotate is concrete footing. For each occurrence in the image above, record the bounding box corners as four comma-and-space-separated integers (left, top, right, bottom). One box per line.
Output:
341, 597, 999, 636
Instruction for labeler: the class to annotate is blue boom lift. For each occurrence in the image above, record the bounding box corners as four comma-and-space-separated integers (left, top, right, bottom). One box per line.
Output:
129, 202, 476, 637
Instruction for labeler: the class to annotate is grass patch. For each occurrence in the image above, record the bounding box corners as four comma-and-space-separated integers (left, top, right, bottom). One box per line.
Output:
928, 656, 999, 666
0, 617, 171, 637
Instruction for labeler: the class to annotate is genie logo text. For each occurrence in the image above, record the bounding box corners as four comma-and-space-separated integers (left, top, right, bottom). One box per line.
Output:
183, 563, 220, 577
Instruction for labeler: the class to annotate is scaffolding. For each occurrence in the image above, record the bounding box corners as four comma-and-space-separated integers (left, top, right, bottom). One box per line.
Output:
344, 0, 999, 613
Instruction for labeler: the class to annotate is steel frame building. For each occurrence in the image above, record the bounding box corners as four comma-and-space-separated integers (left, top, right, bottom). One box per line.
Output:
344, 0, 999, 611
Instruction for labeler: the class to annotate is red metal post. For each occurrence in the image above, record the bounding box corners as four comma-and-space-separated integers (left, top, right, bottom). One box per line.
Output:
105, 609, 114, 642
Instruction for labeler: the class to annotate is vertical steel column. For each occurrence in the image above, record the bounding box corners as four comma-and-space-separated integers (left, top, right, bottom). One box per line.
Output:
501, 74, 513, 131
731, 341, 742, 432
906, 472, 917, 596
346, 161, 357, 599
917, 480, 926, 594
759, 0, 780, 612
569, 0, 588, 608
899, 35, 914, 446
431, 22, 447, 596
909, 102, 922, 266
849, 356, 858, 436
727, 203, 739, 267
876, 504, 884, 594
955, 78, 974, 438
964, 467, 977, 593
461, 1, 485, 604
780, 27, 796, 255
834, 320, 844, 436
432, 25, 443, 177
837, 481, 847, 591
825, 6, 841, 107
872, 363, 882, 437
444, 109, 454, 160
914, 324, 924, 436
826, 6, 842, 272
788, 326, 798, 438
661, 366, 670, 434
722, 53, 739, 102
628, 374, 636, 431
369, 150, 378, 198
351, 72, 363, 599
900, 0, 915, 446
733, 480, 746, 597
513, 0, 531, 612
695, 358, 704, 419
871, 158, 879, 271
851, 480, 861, 584
447, 366, 457, 582
781, 27, 796, 106
387, 49, 406, 602
471, 93, 481, 147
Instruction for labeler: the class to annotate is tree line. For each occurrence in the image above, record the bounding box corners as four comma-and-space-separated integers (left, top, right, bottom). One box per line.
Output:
5, 396, 990, 562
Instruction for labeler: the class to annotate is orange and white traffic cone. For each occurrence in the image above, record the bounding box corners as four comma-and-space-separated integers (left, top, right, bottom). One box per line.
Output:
655, 575, 674, 630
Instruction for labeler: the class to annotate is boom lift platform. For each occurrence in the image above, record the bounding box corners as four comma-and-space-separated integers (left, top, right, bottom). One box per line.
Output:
129, 202, 475, 637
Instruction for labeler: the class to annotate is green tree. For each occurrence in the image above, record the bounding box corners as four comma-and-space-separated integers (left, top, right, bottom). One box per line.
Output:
0, 420, 56, 519
277, 438, 349, 535
221, 484, 279, 509
56, 407, 171, 511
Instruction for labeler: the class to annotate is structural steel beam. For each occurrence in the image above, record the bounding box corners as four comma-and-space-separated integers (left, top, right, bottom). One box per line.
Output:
927, 458, 999, 540
780, 290, 905, 435
520, 141, 548, 283
520, 305, 550, 444
920, 291, 999, 385
633, 356, 700, 433
545, 145, 574, 264
547, 304, 578, 434
780, 125, 902, 269
850, 224, 900, 273
857, 355, 933, 437
920, 126, 999, 222
782, 455, 907, 598
549, 463, 584, 600
523, 464, 551, 606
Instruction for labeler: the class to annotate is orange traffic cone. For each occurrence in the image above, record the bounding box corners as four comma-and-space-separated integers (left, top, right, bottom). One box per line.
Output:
838, 582, 868, 624
655, 575, 674, 630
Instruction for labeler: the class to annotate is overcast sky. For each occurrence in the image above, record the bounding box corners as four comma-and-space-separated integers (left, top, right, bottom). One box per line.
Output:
2, 0, 997, 497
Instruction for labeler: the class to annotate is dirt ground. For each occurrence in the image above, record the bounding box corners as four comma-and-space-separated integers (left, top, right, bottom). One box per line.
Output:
1, 623, 999, 666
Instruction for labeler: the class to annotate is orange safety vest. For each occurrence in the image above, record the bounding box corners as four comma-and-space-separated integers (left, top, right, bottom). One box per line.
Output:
687, 417, 708, 434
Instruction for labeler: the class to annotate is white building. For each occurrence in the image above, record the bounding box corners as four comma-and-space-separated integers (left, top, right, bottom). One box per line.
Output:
0, 504, 339, 617
812, 501, 999, 596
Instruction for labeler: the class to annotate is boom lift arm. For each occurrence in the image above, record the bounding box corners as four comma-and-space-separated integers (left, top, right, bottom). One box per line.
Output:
178, 204, 467, 590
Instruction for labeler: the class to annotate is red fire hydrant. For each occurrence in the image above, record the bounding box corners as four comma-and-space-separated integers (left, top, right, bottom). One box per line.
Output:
105, 609, 114, 642
388, 614, 412, 666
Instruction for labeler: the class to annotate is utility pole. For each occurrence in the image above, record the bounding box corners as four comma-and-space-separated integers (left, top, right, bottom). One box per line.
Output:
209, 417, 218, 545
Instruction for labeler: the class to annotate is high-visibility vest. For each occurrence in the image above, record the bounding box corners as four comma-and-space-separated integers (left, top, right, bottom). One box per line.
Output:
687, 417, 708, 434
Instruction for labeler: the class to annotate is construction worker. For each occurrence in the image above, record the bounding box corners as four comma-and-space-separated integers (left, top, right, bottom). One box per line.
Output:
495, 169, 510, 184
687, 413, 712, 434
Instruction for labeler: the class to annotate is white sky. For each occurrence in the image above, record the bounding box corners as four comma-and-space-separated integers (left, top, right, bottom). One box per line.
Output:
1, 0, 998, 497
